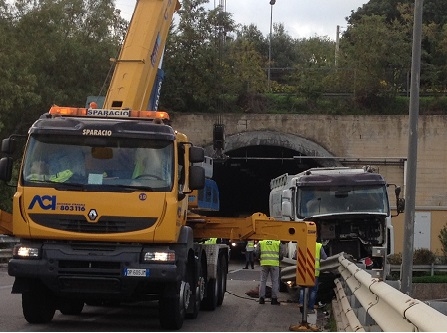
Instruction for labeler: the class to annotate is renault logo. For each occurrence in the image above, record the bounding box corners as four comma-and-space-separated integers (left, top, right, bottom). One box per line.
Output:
88, 209, 98, 221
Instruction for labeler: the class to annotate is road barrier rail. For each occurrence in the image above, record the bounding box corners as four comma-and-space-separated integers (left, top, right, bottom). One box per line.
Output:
0, 235, 18, 263
333, 253, 447, 331
390, 263, 447, 276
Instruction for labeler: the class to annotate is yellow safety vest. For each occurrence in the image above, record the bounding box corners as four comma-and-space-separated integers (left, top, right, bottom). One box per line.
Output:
28, 169, 73, 183
204, 238, 217, 244
315, 242, 322, 277
49, 170, 74, 182
259, 240, 280, 266
246, 240, 255, 251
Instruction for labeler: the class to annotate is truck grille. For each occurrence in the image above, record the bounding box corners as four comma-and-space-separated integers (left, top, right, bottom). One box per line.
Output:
58, 260, 122, 276
58, 276, 121, 293
30, 214, 157, 233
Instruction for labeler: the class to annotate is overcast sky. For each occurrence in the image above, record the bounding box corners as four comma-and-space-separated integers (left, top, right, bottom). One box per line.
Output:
115, 0, 369, 40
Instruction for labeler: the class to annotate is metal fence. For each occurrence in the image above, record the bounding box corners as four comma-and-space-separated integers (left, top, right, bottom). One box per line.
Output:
0, 235, 18, 263
390, 264, 447, 276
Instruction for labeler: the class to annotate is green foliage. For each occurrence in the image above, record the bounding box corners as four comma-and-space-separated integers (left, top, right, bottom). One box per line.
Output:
412, 274, 447, 283
438, 224, 447, 258
0, 0, 126, 209
413, 248, 436, 265
387, 253, 402, 265
387, 248, 437, 265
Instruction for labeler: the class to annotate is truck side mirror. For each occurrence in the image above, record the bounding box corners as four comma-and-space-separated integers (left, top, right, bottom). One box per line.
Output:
1, 138, 14, 155
281, 189, 293, 219
189, 146, 204, 163
0, 157, 13, 182
395, 186, 405, 213
397, 198, 405, 214
189, 165, 205, 190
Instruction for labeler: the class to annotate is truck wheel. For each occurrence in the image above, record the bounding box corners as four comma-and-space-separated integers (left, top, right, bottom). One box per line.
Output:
159, 283, 185, 330
201, 276, 218, 311
186, 259, 202, 319
59, 300, 84, 315
217, 253, 227, 306
22, 286, 56, 324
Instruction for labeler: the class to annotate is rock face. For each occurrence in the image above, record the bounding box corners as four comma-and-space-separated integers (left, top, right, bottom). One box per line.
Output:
412, 283, 447, 301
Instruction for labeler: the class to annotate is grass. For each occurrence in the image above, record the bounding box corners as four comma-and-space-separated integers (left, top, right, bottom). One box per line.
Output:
412, 274, 447, 283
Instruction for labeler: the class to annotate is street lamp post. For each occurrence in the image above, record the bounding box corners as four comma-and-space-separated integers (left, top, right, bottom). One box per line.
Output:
268, 0, 276, 92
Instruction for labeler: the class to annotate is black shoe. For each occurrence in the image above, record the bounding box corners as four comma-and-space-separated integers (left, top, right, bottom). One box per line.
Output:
271, 298, 280, 305
243, 267, 248, 269
251, 266, 254, 269
259, 297, 265, 304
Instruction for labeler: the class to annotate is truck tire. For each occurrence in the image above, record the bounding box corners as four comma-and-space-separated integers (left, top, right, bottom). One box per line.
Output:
59, 299, 84, 315
201, 276, 218, 311
217, 253, 227, 306
185, 258, 201, 319
22, 286, 56, 324
159, 283, 185, 330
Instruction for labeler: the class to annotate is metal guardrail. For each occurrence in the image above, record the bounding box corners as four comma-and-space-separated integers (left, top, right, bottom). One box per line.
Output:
281, 253, 447, 331
390, 264, 447, 276
0, 248, 12, 262
334, 254, 447, 331
0, 234, 18, 263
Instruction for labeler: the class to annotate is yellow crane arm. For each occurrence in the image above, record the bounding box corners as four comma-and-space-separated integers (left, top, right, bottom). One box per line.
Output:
104, 0, 180, 111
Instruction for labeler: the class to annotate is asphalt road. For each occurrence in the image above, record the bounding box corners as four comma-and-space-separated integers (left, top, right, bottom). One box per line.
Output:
0, 260, 328, 331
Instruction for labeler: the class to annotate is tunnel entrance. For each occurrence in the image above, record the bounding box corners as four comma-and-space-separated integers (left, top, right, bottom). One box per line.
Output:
206, 130, 339, 218
213, 145, 319, 217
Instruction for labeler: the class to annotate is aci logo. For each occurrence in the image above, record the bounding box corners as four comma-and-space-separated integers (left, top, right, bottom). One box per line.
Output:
28, 195, 56, 210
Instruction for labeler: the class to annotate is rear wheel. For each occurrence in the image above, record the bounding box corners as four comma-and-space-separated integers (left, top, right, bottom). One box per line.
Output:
201, 276, 218, 311
217, 253, 227, 306
22, 284, 56, 324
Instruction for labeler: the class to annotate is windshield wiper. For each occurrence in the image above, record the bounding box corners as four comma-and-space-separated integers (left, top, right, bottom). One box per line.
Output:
112, 184, 154, 192
53, 182, 87, 191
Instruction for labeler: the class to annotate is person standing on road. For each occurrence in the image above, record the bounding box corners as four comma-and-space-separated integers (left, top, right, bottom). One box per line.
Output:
255, 239, 285, 305
243, 240, 255, 269
299, 241, 328, 313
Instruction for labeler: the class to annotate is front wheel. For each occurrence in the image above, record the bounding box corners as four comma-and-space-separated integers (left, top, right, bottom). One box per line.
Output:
159, 283, 185, 330
186, 259, 202, 319
22, 284, 56, 324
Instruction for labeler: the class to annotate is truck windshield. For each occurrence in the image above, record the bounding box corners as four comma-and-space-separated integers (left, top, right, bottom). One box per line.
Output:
297, 185, 389, 217
22, 135, 174, 191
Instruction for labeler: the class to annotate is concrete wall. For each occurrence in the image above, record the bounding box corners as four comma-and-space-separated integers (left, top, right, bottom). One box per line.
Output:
171, 113, 447, 255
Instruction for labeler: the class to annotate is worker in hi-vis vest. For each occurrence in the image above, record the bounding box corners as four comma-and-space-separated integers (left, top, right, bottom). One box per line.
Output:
203, 238, 217, 244
299, 241, 327, 313
255, 240, 286, 305
243, 240, 255, 269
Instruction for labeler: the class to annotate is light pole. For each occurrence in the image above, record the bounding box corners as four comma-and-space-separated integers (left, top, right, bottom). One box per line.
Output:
268, 0, 276, 92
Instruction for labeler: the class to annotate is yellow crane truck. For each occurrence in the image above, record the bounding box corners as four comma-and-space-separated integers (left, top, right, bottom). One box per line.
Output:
0, 0, 316, 330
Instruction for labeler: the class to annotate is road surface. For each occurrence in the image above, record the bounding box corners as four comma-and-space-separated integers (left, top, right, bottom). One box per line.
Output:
0, 260, 329, 331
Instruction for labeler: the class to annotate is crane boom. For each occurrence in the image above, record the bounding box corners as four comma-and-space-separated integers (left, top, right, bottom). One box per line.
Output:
104, 0, 180, 111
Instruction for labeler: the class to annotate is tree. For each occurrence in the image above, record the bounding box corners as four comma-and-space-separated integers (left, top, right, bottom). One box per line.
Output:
281, 36, 336, 103
0, 0, 125, 137
347, 0, 447, 94
439, 224, 447, 259
0, 0, 126, 211
340, 14, 411, 110
161, 0, 236, 113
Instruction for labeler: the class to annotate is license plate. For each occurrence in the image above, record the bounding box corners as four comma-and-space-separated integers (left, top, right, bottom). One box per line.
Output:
124, 268, 149, 277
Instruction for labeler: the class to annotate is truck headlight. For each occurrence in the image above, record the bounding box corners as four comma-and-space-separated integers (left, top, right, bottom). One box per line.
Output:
142, 251, 175, 263
13, 245, 41, 259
